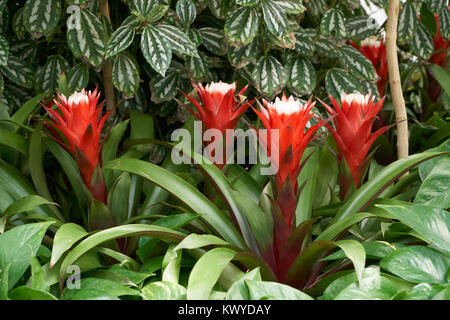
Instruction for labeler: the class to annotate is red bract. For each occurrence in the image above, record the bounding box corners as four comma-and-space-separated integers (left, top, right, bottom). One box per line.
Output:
350, 38, 388, 96
181, 81, 254, 168
44, 89, 111, 203
430, 14, 449, 67
320, 93, 390, 195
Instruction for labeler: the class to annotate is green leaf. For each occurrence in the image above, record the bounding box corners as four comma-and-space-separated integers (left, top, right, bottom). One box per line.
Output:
415, 156, 450, 209
102, 120, 129, 188
397, 2, 418, 42
334, 240, 366, 285
427, 0, 447, 13
286, 55, 316, 96
187, 247, 236, 299
2, 195, 55, 230
140, 25, 172, 76
63, 278, 138, 299
176, 0, 196, 28
322, 241, 395, 261
157, 24, 198, 57
41, 55, 70, 93
141, 281, 186, 300
23, 0, 61, 37
0, 128, 28, 155
69, 288, 119, 300
0, 73, 3, 95
427, 64, 450, 98
225, 268, 262, 300
0, 222, 54, 290
173, 234, 229, 251
245, 280, 314, 300
8, 286, 58, 300
108, 172, 131, 224
104, 158, 246, 248
339, 45, 378, 81
67, 63, 89, 91
261, 0, 290, 37
0, 35, 8, 66
320, 8, 346, 39
0, 56, 34, 88
105, 26, 136, 59
50, 223, 88, 267
112, 53, 140, 96
30, 256, 49, 292
67, 9, 108, 68
376, 202, 450, 254
411, 23, 434, 60
325, 68, 361, 100
251, 56, 286, 98
198, 27, 228, 56
381, 246, 450, 284
224, 7, 259, 46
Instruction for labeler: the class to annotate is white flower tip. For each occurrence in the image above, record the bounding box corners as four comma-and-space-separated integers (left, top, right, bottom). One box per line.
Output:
267, 95, 307, 115
68, 89, 89, 105
341, 92, 373, 105
361, 37, 382, 48
204, 81, 236, 95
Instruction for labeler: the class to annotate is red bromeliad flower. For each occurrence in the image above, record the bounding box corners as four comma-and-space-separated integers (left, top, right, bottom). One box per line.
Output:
320, 93, 390, 198
253, 94, 326, 226
181, 81, 254, 168
350, 38, 388, 96
44, 89, 111, 203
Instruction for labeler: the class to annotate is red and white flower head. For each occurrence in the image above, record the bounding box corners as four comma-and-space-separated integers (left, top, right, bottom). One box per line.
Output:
320, 92, 390, 192
254, 94, 325, 193
350, 37, 388, 96
44, 89, 111, 194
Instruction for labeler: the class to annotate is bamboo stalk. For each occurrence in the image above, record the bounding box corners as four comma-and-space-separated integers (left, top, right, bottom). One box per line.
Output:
99, 0, 115, 112
386, 0, 409, 159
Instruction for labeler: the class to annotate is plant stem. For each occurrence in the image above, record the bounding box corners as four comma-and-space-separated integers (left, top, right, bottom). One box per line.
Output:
99, 0, 115, 112
386, 0, 409, 160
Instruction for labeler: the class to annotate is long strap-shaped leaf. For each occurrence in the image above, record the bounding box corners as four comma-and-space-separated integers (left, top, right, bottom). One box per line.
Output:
103, 158, 247, 249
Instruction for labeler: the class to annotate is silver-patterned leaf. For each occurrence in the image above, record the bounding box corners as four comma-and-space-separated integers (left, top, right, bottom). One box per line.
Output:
156, 24, 198, 57
67, 9, 108, 68
361, 81, 380, 100
224, 6, 259, 46
398, 2, 418, 43
198, 27, 228, 55
176, 0, 196, 28
112, 53, 140, 96
346, 16, 380, 40
236, 0, 260, 5
0, 6, 8, 35
325, 68, 362, 100
293, 30, 315, 57
186, 53, 209, 80
130, 0, 159, 19
320, 8, 347, 39
411, 23, 434, 60
1, 84, 33, 113
150, 68, 181, 103
0, 73, 3, 96
148, 4, 169, 22
105, 26, 136, 58
67, 63, 89, 91
304, 0, 325, 16
251, 56, 286, 98
9, 40, 38, 63
339, 45, 378, 81
66, 0, 89, 5
188, 29, 202, 47
41, 55, 70, 93
12, 8, 26, 40
208, 0, 234, 20
0, 56, 34, 89
427, 0, 447, 13
261, 0, 290, 37
275, 0, 306, 14
228, 38, 260, 68
0, 35, 8, 66
315, 35, 339, 58
286, 55, 316, 96
140, 25, 172, 76
23, 0, 62, 37
438, 7, 450, 39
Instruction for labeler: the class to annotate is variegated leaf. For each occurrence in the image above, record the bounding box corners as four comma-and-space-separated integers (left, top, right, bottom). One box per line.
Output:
339, 45, 378, 81
121, 15, 141, 28
0, 56, 34, 89
112, 53, 140, 96
438, 7, 450, 39
286, 55, 316, 96
105, 26, 136, 58
156, 24, 198, 57
1, 84, 32, 112
176, 0, 196, 27
23, 0, 62, 37
150, 68, 181, 103
325, 68, 362, 100
188, 29, 202, 47
0, 35, 8, 66
236, 0, 260, 5
275, 0, 306, 14
9, 40, 38, 62
208, 0, 234, 20
0, 6, 8, 35
130, 0, 158, 19
41, 55, 70, 93
148, 4, 169, 22
198, 27, 228, 55
67, 63, 89, 91
398, 2, 418, 43
427, 0, 447, 13
320, 8, 347, 39
346, 16, 380, 40
315, 35, 339, 58
228, 38, 260, 68
12, 8, 26, 40
66, 0, 88, 5
34, 66, 45, 92
186, 53, 209, 80
304, 0, 325, 16
293, 30, 315, 57
0, 73, 3, 96
140, 25, 172, 76
361, 81, 380, 100
67, 9, 108, 68
0, 0, 6, 13
224, 6, 259, 46
251, 56, 286, 98
411, 23, 434, 60
261, 0, 290, 37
